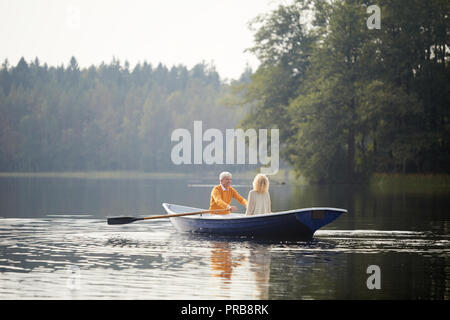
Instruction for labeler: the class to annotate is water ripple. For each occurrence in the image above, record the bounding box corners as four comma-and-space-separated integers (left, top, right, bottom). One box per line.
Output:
0, 218, 448, 299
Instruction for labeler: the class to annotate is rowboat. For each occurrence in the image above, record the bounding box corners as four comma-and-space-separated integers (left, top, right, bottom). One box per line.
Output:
162, 203, 347, 240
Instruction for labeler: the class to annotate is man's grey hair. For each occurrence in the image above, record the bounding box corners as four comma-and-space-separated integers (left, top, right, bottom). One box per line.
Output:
219, 171, 232, 181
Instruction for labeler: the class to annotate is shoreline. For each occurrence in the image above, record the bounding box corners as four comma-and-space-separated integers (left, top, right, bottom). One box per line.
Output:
0, 171, 448, 187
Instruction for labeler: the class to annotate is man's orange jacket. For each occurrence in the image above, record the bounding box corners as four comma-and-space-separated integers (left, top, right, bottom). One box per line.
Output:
209, 185, 247, 214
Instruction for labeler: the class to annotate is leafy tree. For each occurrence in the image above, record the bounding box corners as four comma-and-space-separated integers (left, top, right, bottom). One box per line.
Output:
237, 0, 449, 183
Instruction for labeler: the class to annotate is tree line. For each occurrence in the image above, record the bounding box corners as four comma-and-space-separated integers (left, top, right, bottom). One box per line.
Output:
0, 57, 246, 172
233, 0, 449, 183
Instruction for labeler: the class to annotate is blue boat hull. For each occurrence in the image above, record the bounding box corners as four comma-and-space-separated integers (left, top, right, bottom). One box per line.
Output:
162, 203, 346, 240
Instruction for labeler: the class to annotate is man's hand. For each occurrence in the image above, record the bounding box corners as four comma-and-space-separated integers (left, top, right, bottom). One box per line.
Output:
230, 206, 238, 212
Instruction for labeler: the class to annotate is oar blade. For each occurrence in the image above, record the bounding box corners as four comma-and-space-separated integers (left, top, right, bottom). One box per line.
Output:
107, 216, 142, 225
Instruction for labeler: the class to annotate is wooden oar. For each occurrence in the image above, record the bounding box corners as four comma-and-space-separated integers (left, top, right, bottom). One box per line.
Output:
107, 208, 229, 225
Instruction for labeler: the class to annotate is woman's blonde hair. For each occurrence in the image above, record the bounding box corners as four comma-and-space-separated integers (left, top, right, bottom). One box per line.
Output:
253, 173, 269, 193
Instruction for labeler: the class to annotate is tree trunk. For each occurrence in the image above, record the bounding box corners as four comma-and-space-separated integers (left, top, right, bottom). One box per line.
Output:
347, 95, 356, 183
347, 126, 355, 183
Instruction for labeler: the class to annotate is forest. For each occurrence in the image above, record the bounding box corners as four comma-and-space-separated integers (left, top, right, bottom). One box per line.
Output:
0, 57, 248, 173
0, 0, 449, 183
235, 0, 449, 183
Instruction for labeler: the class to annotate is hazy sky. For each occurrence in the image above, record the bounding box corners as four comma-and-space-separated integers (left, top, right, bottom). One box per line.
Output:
0, 0, 283, 80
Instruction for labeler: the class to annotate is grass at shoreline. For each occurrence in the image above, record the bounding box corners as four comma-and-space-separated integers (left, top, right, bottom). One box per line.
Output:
1, 171, 447, 189
0, 171, 191, 180
0, 169, 298, 182
370, 173, 450, 191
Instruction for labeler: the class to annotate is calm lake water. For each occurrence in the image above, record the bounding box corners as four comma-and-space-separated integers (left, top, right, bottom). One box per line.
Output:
0, 175, 449, 299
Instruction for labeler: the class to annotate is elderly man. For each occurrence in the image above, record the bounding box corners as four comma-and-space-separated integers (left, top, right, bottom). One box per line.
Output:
209, 172, 247, 214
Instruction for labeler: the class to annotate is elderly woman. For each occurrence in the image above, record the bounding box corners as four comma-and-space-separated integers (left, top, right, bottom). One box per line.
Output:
245, 174, 271, 216
209, 171, 247, 214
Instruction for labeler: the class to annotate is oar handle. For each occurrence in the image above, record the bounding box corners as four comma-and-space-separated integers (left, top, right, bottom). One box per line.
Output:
107, 208, 230, 225
142, 208, 229, 220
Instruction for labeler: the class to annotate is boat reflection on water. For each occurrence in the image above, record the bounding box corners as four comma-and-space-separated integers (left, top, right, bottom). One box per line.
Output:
208, 241, 272, 299
210, 242, 245, 280
248, 245, 271, 299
